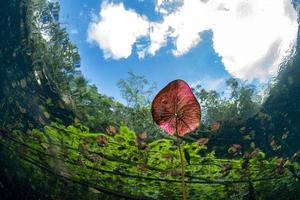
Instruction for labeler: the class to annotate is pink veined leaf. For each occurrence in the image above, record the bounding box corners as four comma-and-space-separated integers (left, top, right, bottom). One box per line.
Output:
151, 79, 201, 137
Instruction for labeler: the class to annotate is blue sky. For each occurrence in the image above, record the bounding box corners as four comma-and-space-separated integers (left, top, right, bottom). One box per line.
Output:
58, 0, 298, 103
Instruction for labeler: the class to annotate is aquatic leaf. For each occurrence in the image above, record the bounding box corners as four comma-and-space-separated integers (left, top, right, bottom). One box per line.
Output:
197, 137, 209, 145
89, 187, 101, 194
275, 166, 285, 175
138, 142, 149, 151
76, 158, 84, 166
210, 122, 220, 131
38, 116, 46, 124
292, 151, 300, 160
250, 142, 256, 149
151, 80, 201, 136
221, 164, 232, 176
82, 137, 93, 144
18, 106, 27, 114
242, 158, 249, 170
282, 133, 288, 140
106, 125, 117, 136
277, 158, 287, 166
243, 135, 252, 140
137, 132, 147, 141
59, 171, 71, 178
162, 154, 173, 161
11, 81, 17, 88
137, 163, 147, 171
240, 127, 246, 131
170, 169, 182, 177
40, 143, 49, 149
91, 154, 102, 162
20, 78, 27, 88
78, 144, 88, 155
270, 139, 281, 150
43, 111, 50, 119
96, 135, 108, 146
228, 144, 241, 155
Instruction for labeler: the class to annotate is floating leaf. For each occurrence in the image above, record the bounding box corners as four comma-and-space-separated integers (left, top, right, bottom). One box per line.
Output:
210, 122, 220, 131
242, 158, 249, 170
277, 158, 287, 166
272, 161, 284, 177
170, 169, 182, 177
137, 163, 147, 171
18, 106, 27, 114
197, 137, 209, 145
137, 132, 147, 141
40, 143, 49, 149
59, 171, 71, 178
91, 154, 102, 162
228, 144, 242, 155
82, 137, 93, 144
106, 125, 117, 136
292, 151, 300, 160
138, 142, 149, 151
162, 154, 173, 161
221, 164, 232, 176
43, 111, 50, 119
78, 144, 88, 155
20, 78, 27, 88
96, 135, 108, 146
250, 142, 256, 149
270, 139, 280, 150
89, 187, 101, 194
282, 133, 288, 140
151, 80, 201, 136
240, 127, 246, 131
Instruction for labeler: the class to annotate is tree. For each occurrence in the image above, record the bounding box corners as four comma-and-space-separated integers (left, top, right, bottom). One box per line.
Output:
117, 71, 156, 108
193, 78, 261, 125
117, 72, 163, 139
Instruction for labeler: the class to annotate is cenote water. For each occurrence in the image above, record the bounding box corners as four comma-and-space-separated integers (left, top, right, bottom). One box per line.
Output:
1, 0, 300, 199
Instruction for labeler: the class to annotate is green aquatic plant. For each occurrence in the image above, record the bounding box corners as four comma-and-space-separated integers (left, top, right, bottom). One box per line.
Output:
1, 122, 300, 199
151, 80, 201, 200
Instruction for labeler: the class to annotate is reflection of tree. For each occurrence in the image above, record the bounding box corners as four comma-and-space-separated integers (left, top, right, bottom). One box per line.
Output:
0, 0, 75, 130
250, 32, 300, 157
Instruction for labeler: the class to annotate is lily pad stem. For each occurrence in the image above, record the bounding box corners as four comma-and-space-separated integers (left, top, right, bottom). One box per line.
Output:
176, 117, 187, 200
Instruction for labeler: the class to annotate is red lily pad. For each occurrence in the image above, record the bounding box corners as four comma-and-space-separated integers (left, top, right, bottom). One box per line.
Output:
210, 122, 220, 131
96, 135, 108, 146
151, 80, 201, 137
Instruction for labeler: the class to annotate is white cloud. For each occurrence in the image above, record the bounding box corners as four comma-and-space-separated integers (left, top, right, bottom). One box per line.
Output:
191, 77, 227, 91
149, 0, 298, 80
87, 0, 298, 80
87, 2, 149, 59
211, 0, 298, 80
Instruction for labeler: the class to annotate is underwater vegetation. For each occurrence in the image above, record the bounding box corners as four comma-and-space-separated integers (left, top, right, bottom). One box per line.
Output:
0, 0, 300, 199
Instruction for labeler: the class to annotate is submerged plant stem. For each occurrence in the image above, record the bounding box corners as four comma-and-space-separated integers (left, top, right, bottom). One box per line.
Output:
177, 135, 187, 200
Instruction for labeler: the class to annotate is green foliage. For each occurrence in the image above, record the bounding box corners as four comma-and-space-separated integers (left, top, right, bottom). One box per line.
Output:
117, 71, 163, 139
118, 71, 156, 108
193, 78, 261, 125
1, 124, 300, 199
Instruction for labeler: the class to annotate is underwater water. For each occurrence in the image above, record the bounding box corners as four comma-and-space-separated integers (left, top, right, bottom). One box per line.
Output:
1, 0, 300, 199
